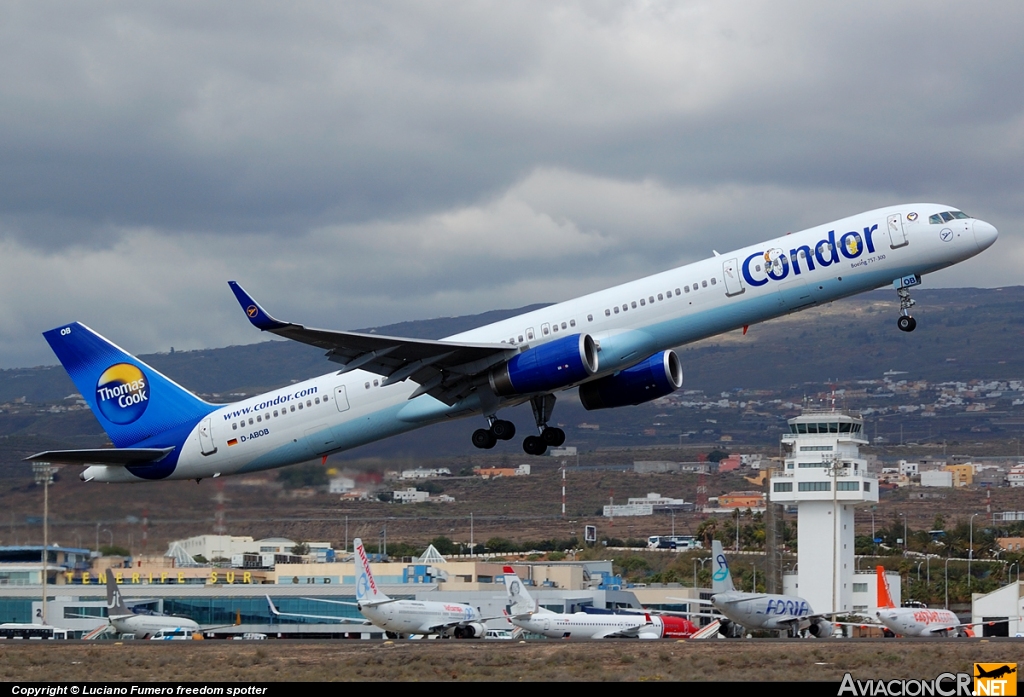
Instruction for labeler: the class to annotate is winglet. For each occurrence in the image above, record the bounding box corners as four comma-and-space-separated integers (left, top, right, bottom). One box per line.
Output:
266, 595, 281, 616
228, 281, 289, 331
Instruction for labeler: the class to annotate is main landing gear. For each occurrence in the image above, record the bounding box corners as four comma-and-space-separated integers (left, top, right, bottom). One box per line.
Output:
896, 284, 917, 333
522, 394, 564, 456
468, 394, 566, 456
471, 415, 517, 450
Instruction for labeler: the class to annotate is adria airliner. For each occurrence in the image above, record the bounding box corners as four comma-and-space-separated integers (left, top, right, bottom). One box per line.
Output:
29, 204, 996, 482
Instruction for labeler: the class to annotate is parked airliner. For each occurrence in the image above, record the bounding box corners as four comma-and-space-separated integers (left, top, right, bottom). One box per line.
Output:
28, 204, 996, 482
343, 538, 489, 638
688, 541, 837, 637
503, 566, 694, 639
871, 566, 973, 637
100, 573, 237, 639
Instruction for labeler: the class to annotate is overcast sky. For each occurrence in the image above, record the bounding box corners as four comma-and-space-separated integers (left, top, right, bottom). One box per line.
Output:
2, 1, 1022, 368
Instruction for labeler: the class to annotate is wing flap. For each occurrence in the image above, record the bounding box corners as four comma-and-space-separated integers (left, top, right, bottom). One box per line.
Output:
25, 448, 175, 466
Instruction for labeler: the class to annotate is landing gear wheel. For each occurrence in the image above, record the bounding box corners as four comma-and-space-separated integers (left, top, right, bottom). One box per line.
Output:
472, 428, 497, 449
897, 315, 916, 332
523, 435, 547, 456
490, 419, 516, 441
541, 427, 566, 447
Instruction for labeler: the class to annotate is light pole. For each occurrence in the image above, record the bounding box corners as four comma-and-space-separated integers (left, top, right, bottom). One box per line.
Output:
944, 558, 953, 610
693, 556, 710, 589
32, 462, 55, 626
969, 513, 979, 592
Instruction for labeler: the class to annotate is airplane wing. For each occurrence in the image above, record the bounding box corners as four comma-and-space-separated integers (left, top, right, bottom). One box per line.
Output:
229, 282, 517, 405
265, 596, 371, 624
24, 447, 175, 466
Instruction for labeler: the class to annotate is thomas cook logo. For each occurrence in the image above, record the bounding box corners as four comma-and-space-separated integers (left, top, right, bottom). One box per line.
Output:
95, 363, 149, 425
246, 305, 259, 318
974, 664, 1016, 696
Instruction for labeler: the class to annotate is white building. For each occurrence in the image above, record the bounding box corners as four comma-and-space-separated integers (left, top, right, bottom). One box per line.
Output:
1007, 464, 1024, 488
770, 410, 878, 615
393, 488, 430, 504
971, 581, 1024, 637
603, 503, 653, 517
920, 470, 954, 488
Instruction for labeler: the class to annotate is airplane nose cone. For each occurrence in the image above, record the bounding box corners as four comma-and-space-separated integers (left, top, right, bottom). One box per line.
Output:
973, 219, 998, 252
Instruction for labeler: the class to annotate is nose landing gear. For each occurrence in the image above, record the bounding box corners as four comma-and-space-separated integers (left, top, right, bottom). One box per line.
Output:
894, 276, 919, 333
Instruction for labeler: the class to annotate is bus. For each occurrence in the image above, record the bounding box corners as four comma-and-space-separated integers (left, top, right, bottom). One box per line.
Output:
0, 623, 68, 640
647, 535, 701, 551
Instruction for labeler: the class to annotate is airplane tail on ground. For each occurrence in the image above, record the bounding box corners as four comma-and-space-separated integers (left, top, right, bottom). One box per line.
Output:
105, 573, 131, 618
876, 566, 896, 609
353, 538, 391, 605
42, 322, 215, 448
710, 541, 735, 593
502, 566, 537, 616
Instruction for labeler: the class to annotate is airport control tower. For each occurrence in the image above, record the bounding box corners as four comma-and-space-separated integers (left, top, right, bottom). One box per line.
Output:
770, 410, 878, 615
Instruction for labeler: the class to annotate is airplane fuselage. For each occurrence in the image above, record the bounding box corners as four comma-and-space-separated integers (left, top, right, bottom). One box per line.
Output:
712, 591, 818, 633
80, 204, 997, 481
511, 610, 665, 639
360, 600, 482, 637
110, 614, 200, 638
876, 607, 961, 637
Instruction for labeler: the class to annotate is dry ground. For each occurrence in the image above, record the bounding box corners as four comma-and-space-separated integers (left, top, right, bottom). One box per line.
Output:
1, 639, 1021, 682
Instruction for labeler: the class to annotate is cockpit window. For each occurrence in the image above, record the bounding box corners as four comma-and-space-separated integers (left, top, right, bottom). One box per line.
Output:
930, 210, 971, 224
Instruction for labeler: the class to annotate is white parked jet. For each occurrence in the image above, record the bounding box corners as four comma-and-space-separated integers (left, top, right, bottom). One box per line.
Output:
102, 573, 201, 639
871, 566, 973, 637
699, 541, 836, 638
28, 205, 997, 481
327, 538, 488, 639
502, 566, 693, 639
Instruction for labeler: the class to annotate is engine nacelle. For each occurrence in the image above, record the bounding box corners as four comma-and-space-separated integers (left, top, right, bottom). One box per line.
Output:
489, 334, 598, 397
578, 350, 683, 411
453, 622, 486, 639
807, 619, 833, 637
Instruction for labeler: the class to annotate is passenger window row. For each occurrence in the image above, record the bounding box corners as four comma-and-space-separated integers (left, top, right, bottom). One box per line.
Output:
230, 397, 324, 430
502, 276, 719, 344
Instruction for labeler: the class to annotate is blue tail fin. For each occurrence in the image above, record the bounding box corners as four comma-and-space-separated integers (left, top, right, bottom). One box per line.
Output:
43, 322, 215, 448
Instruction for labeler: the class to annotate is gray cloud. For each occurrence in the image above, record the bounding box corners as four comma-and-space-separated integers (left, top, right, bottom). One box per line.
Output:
1, 1, 1022, 367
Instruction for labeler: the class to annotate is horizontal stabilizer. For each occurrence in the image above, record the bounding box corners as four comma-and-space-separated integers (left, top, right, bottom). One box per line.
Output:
25, 447, 175, 466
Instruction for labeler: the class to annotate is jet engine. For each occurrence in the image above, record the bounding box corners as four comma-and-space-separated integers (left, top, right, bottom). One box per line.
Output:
578, 350, 682, 410
489, 334, 598, 397
452, 622, 486, 639
807, 619, 833, 637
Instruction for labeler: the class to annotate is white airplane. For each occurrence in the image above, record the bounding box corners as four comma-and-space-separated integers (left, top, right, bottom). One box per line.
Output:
288, 538, 489, 639
101, 573, 201, 639
696, 540, 836, 638
502, 566, 694, 639
870, 566, 973, 637
27, 204, 997, 482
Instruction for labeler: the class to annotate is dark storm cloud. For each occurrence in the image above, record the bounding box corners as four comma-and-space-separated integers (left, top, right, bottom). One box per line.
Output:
1, 1, 1022, 367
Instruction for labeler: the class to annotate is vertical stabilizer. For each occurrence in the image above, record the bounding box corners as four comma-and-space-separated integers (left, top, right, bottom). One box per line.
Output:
43, 322, 215, 448
711, 540, 735, 593
105, 573, 131, 618
876, 566, 896, 609
502, 566, 537, 616
354, 538, 390, 605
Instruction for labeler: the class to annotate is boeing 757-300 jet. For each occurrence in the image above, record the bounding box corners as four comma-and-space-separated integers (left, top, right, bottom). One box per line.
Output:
28, 204, 996, 482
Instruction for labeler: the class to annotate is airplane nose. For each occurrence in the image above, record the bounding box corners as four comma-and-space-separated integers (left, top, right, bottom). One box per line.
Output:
973, 219, 998, 252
